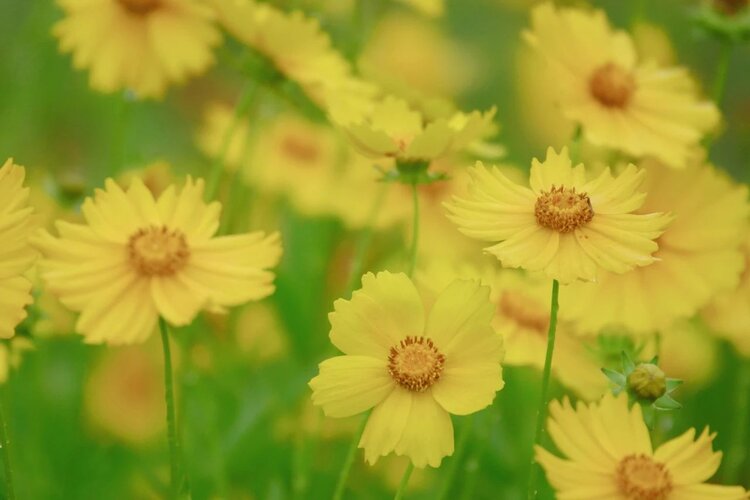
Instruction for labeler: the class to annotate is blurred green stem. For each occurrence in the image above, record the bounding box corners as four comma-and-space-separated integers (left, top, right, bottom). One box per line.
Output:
713, 42, 734, 109
109, 92, 133, 177
393, 462, 414, 500
332, 413, 368, 500
0, 391, 15, 500
526, 279, 560, 500
437, 416, 474, 500
569, 125, 582, 164
205, 82, 258, 201
722, 357, 750, 483
630, 0, 647, 27
159, 318, 186, 499
345, 183, 388, 297
408, 182, 420, 278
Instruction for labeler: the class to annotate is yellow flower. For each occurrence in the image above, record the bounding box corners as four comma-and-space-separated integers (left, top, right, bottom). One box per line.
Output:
446, 147, 671, 284
53, 0, 221, 99
196, 103, 254, 173
524, 3, 719, 168
343, 96, 496, 162
309, 272, 504, 467
560, 161, 749, 335
0, 159, 36, 339
34, 177, 282, 345
536, 393, 749, 499
395, 0, 444, 17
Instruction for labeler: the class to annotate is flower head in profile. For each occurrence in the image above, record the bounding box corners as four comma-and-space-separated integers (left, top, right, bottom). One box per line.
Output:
343, 96, 496, 165
309, 272, 504, 468
525, 3, 719, 168
446, 147, 672, 283
34, 177, 282, 345
0, 159, 36, 338
53, 0, 221, 99
537, 393, 749, 499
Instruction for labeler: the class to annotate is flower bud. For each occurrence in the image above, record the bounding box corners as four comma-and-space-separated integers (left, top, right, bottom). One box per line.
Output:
627, 363, 667, 401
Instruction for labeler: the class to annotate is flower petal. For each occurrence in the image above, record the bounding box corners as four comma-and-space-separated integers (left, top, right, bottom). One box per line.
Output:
359, 387, 413, 465
394, 391, 454, 468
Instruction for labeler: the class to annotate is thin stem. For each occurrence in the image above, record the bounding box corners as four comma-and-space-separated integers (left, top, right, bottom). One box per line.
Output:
526, 279, 560, 500
568, 125, 583, 164
332, 413, 368, 500
437, 417, 474, 500
712, 42, 734, 109
159, 318, 185, 499
0, 391, 15, 500
345, 183, 389, 297
630, 0, 647, 27
722, 357, 750, 483
393, 462, 414, 500
407, 182, 420, 278
205, 82, 258, 201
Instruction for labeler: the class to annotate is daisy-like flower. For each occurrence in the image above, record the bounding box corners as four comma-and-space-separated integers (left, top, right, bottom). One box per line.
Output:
309, 272, 504, 468
561, 161, 749, 335
446, 147, 672, 284
53, 0, 221, 99
525, 3, 719, 168
34, 177, 282, 345
343, 96, 496, 164
0, 159, 36, 338
537, 393, 749, 499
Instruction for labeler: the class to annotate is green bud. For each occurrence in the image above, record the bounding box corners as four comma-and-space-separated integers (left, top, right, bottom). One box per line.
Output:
627, 363, 667, 401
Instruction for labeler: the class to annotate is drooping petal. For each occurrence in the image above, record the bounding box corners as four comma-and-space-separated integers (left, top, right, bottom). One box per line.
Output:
394, 391, 454, 468
359, 387, 413, 465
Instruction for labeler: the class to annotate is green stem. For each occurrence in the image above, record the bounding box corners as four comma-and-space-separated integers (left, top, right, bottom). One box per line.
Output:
345, 183, 389, 297
407, 182, 420, 278
159, 318, 186, 498
437, 417, 474, 500
630, 0, 647, 27
393, 462, 414, 500
332, 413, 368, 500
722, 357, 750, 483
205, 82, 258, 201
712, 42, 734, 109
569, 125, 583, 164
526, 279, 560, 500
0, 391, 15, 500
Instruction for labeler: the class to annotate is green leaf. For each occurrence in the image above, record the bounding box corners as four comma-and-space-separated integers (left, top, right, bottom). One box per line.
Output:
601, 367, 626, 387
621, 351, 635, 375
654, 394, 682, 411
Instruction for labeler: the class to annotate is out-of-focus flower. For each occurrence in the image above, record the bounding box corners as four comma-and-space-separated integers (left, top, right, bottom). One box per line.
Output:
53, 0, 221, 99
525, 3, 719, 168
694, 0, 750, 43
35, 177, 282, 344
234, 303, 288, 363
536, 393, 749, 499
310, 272, 504, 468
395, 0, 444, 17
560, 161, 749, 335
196, 103, 254, 173
85, 344, 166, 445
658, 320, 720, 388
117, 161, 175, 197
446, 147, 671, 284
0, 338, 34, 384
0, 159, 36, 338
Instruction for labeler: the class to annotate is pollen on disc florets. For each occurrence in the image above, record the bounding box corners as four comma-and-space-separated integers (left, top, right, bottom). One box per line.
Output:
388, 336, 446, 392
127, 225, 190, 277
590, 63, 637, 109
116, 0, 162, 15
534, 186, 594, 233
616, 454, 673, 500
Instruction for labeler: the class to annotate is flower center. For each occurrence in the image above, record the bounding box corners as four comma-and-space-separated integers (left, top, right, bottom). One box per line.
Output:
589, 63, 636, 108
388, 336, 445, 392
281, 135, 321, 164
116, 0, 162, 15
498, 291, 548, 334
616, 454, 673, 500
127, 226, 190, 277
534, 186, 594, 233
714, 0, 748, 14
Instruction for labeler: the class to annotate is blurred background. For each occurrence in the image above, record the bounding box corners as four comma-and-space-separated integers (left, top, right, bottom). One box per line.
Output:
0, 0, 749, 498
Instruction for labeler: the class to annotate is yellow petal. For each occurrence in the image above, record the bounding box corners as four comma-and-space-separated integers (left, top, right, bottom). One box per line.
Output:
359, 387, 413, 465
394, 391, 453, 468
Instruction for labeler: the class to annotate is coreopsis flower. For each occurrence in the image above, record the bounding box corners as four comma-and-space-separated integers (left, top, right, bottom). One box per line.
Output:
446, 147, 672, 284
536, 393, 749, 499
343, 96, 496, 167
34, 177, 282, 345
525, 3, 719, 168
0, 159, 36, 338
560, 161, 749, 335
53, 0, 221, 99
309, 272, 504, 468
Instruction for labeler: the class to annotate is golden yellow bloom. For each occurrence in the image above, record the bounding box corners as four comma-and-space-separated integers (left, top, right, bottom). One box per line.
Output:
343, 96, 495, 162
0, 159, 36, 339
536, 393, 748, 499
309, 272, 504, 468
53, 0, 221, 99
561, 161, 749, 335
525, 3, 719, 168
35, 177, 282, 345
446, 147, 671, 284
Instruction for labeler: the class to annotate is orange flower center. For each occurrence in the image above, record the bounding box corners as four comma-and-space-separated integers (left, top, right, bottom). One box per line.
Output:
116, 0, 162, 15
127, 226, 189, 276
388, 336, 445, 392
616, 454, 673, 500
589, 63, 636, 108
281, 135, 321, 164
498, 291, 548, 334
534, 186, 594, 233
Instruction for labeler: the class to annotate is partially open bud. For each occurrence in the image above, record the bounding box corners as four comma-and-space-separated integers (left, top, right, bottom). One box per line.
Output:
627, 363, 667, 401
